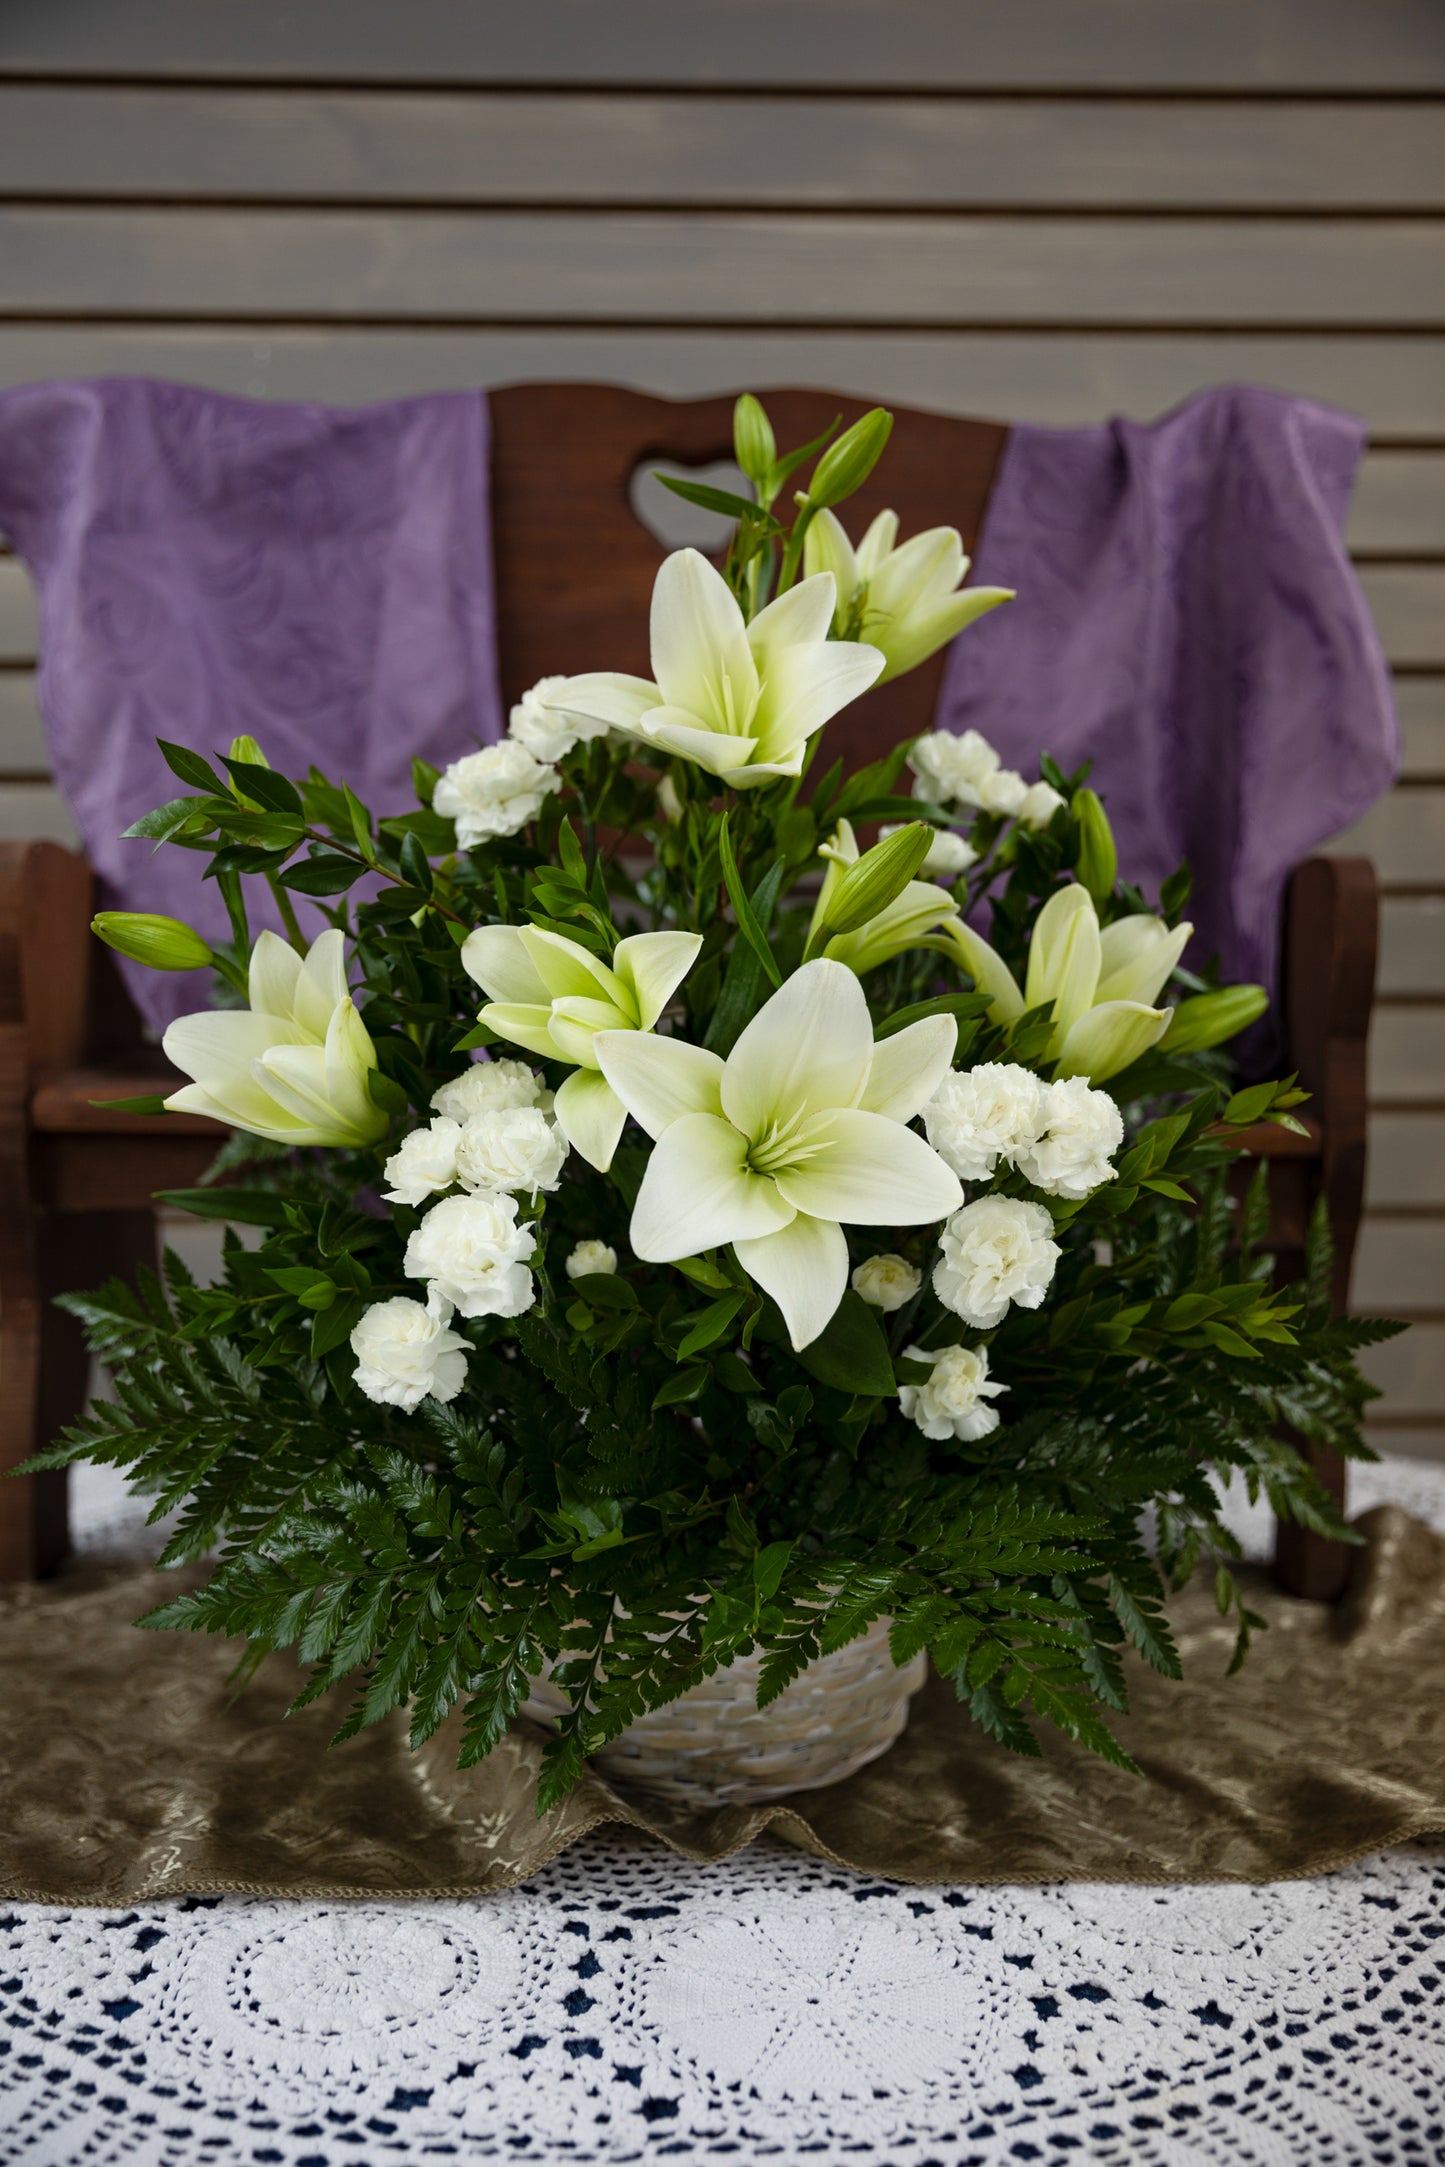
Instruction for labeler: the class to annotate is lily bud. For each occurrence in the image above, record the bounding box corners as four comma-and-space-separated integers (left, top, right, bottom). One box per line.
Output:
228, 735, 270, 769
1073, 789, 1117, 903
807, 817, 860, 947
825, 881, 959, 976
824, 821, 935, 936
806, 408, 893, 509
92, 911, 213, 973
733, 393, 776, 486
1160, 984, 1269, 1054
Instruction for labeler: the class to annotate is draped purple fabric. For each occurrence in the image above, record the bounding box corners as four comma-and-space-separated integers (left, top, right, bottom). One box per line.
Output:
933, 386, 1400, 1066
0, 379, 503, 1029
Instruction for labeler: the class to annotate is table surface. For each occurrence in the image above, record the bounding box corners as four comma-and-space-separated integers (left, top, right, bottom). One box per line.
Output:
5, 1457, 1445, 2167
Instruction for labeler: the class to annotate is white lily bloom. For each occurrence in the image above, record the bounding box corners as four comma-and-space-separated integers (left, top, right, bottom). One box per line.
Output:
938, 885, 1189, 1084
162, 928, 387, 1149
594, 958, 962, 1351
541, 547, 884, 790
462, 922, 701, 1172
804, 508, 1012, 684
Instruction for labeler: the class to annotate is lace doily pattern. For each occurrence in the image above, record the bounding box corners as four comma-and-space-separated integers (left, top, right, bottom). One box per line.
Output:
4, 1842, 1444, 2166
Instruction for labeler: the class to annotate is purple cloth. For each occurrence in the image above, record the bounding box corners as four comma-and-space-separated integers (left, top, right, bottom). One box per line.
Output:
935, 385, 1399, 1068
0, 379, 503, 1029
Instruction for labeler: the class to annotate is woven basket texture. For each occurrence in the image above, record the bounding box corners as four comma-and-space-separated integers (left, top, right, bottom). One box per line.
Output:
522, 1616, 927, 1807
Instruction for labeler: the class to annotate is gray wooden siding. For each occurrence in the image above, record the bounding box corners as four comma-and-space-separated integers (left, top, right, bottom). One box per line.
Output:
0, 0, 1440, 1440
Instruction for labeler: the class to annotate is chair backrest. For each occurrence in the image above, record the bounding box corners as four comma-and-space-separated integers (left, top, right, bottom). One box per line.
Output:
488, 385, 1008, 775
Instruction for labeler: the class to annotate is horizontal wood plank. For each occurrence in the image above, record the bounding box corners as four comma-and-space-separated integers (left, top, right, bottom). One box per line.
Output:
2, 0, 1440, 91
2, 209, 1443, 326
1353, 1218, 1445, 1315
1394, 680, 1445, 783
3, 88, 1444, 211
1368, 1113, 1445, 1207
0, 562, 36, 659
1349, 456, 1445, 557
1, 327, 1443, 438
1357, 1321, 1445, 1413
1370, 1008, 1445, 1103
1357, 568, 1445, 665
1331, 782, 1445, 879
0, 672, 43, 771
0, 782, 74, 842
1380, 896, 1445, 992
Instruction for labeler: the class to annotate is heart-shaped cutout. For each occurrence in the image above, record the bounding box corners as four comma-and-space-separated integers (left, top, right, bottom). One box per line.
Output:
629, 458, 749, 556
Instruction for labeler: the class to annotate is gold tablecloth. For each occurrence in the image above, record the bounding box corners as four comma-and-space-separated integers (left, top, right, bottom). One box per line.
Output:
4, 1504, 1442, 1902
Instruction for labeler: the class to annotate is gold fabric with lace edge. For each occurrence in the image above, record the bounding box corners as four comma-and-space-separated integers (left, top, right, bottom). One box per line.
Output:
4, 1505, 1442, 1904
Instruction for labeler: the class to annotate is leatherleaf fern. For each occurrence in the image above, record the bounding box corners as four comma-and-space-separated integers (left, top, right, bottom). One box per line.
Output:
23, 392, 1404, 1811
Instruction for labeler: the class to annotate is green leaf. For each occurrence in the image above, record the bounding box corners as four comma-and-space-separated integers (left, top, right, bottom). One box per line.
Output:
122, 796, 211, 844
656, 471, 783, 531
652, 1363, 710, 1409
874, 991, 993, 1041
153, 1187, 293, 1228
717, 814, 782, 990
399, 830, 435, 894
703, 854, 788, 1055
278, 851, 369, 895
753, 1540, 794, 1600
157, 740, 228, 795
794, 1292, 897, 1399
88, 1091, 172, 1116
221, 756, 304, 815
677, 1288, 748, 1360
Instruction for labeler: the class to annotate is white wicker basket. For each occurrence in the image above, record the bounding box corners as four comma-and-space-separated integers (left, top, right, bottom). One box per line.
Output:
521, 1616, 926, 1808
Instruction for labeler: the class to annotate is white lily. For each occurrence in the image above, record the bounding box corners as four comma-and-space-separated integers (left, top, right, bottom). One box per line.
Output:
594, 959, 961, 1351
937, 885, 1190, 1083
162, 928, 387, 1147
541, 547, 884, 790
804, 508, 1012, 683
461, 923, 701, 1171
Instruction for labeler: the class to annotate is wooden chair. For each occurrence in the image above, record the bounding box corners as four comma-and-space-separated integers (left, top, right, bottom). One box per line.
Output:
0, 386, 1375, 1593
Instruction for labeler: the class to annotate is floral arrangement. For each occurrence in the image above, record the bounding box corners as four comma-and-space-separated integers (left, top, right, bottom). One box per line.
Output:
45, 396, 1397, 1809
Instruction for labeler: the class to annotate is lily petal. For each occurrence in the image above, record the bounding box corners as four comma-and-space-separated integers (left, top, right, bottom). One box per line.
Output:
1055, 1000, 1170, 1083
520, 927, 628, 1010
594, 1030, 725, 1139
749, 635, 883, 766
772, 1107, 963, 1224
461, 924, 549, 1006
257, 1043, 368, 1144
163, 1008, 310, 1093
478, 1001, 567, 1063
859, 1015, 959, 1122
544, 996, 625, 1067
802, 510, 859, 622
630, 1112, 795, 1261
632, 710, 761, 775
1025, 884, 1102, 1045
854, 507, 900, 582
613, 930, 703, 1029
874, 587, 1013, 685
650, 548, 758, 728
248, 929, 305, 1025
746, 571, 836, 679
544, 670, 662, 735
935, 919, 1025, 1022
295, 927, 350, 1038
1096, 914, 1193, 1007
721, 959, 875, 1138
734, 1212, 849, 1351
554, 1067, 629, 1171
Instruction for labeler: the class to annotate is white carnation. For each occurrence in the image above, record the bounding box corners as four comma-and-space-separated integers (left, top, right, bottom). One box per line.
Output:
977, 766, 1028, 818
932, 1196, 1060, 1330
1017, 780, 1066, 831
566, 1237, 620, 1280
851, 1252, 922, 1312
880, 822, 977, 880
350, 1290, 470, 1412
433, 740, 560, 847
431, 1058, 542, 1122
508, 674, 613, 765
909, 727, 1000, 812
1017, 1075, 1124, 1200
454, 1106, 567, 1196
898, 1341, 1007, 1443
923, 1061, 1049, 1183
381, 1117, 462, 1208
404, 1191, 537, 1320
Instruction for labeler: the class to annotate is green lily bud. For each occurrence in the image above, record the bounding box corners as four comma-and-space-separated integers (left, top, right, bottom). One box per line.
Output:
825, 820, 935, 936
92, 911, 213, 973
733, 393, 776, 486
1160, 984, 1269, 1054
806, 408, 893, 510
1073, 788, 1118, 904
228, 735, 270, 769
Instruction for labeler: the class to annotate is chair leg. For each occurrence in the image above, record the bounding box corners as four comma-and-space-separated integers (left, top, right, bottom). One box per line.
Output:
0, 1208, 158, 1580
1273, 1439, 1350, 1601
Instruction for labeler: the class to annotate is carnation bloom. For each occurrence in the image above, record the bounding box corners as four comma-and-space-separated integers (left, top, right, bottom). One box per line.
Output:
383, 1117, 463, 1207
899, 1342, 1007, 1442
851, 1252, 922, 1312
462, 924, 701, 1173
1017, 780, 1066, 831
350, 1291, 470, 1412
404, 1192, 538, 1320
595, 958, 961, 1351
908, 728, 1007, 813
537, 547, 884, 790
941, 884, 1190, 1084
162, 928, 387, 1149
430, 1057, 545, 1122
433, 740, 560, 846
454, 1106, 567, 1196
1017, 1076, 1125, 1199
507, 674, 613, 765
803, 508, 1012, 684
923, 1061, 1049, 1183
932, 1196, 1061, 1330
566, 1238, 619, 1280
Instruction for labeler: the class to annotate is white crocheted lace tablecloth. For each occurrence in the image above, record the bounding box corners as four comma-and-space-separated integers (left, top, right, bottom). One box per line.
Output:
5, 1458, 1444, 2167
